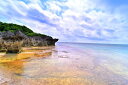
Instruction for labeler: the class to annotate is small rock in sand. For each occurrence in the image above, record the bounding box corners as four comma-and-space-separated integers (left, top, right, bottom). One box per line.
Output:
58, 55, 69, 58
62, 51, 68, 53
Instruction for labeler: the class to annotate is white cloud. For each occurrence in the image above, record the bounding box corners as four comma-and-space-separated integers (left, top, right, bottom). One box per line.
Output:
0, 0, 128, 44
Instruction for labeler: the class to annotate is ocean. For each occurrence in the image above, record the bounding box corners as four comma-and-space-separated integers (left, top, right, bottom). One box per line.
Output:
0, 42, 128, 85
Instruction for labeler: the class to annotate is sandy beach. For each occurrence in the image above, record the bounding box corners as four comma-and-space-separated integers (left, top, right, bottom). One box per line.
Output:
0, 43, 128, 85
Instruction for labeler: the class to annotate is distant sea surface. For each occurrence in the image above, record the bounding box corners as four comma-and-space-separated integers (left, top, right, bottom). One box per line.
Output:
0, 42, 128, 85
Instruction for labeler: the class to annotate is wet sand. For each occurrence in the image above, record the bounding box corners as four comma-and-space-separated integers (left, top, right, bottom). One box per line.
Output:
0, 43, 128, 85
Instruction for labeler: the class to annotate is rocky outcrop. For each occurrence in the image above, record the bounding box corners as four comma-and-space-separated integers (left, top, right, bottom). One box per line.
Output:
1, 31, 15, 40
0, 31, 58, 53
0, 31, 58, 46
15, 30, 28, 40
0, 21, 58, 53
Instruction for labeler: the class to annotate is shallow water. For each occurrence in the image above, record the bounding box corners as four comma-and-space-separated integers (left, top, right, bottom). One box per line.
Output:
0, 43, 128, 85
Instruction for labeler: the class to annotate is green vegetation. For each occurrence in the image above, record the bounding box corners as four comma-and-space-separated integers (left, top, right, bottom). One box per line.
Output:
0, 21, 57, 53
0, 21, 47, 37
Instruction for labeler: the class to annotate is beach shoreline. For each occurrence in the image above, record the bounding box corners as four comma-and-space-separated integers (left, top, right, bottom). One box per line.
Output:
0, 43, 128, 85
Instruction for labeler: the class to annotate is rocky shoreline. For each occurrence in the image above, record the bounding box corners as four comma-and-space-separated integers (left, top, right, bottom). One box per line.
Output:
0, 31, 58, 53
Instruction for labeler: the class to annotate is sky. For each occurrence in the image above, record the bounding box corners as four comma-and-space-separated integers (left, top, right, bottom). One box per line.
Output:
0, 0, 128, 44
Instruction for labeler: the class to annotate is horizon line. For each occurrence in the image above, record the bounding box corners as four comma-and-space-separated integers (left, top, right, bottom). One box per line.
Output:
57, 42, 128, 45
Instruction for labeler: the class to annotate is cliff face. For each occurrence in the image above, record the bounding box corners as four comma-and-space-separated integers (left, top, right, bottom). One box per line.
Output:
0, 31, 58, 46
0, 22, 58, 53
0, 21, 58, 46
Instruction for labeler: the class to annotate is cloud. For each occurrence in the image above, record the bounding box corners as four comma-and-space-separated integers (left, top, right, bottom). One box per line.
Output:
0, 0, 128, 44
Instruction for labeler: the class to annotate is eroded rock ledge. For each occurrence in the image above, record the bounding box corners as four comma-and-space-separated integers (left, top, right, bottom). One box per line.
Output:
0, 21, 58, 53
0, 31, 58, 53
0, 30, 58, 45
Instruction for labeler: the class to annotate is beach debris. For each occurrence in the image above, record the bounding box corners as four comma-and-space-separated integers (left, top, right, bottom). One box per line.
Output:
62, 51, 68, 53
52, 49, 58, 52
58, 55, 69, 58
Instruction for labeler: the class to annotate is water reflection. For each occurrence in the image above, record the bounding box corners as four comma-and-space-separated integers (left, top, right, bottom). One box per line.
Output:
0, 43, 128, 85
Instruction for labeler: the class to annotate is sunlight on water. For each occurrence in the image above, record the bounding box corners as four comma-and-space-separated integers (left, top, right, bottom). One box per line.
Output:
0, 43, 128, 85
